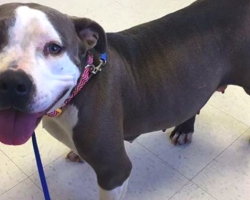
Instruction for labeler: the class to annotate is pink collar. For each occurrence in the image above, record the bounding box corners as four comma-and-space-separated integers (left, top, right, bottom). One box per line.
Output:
46, 54, 94, 117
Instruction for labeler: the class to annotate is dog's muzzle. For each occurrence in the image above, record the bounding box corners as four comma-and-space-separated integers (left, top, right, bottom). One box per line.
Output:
0, 70, 42, 146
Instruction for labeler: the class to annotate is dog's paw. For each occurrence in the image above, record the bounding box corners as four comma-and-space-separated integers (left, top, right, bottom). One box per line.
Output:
66, 151, 85, 163
170, 117, 195, 145
170, 131, 193, 145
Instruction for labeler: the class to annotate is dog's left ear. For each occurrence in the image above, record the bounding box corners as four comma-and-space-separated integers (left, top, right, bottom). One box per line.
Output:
71, 17, 107, 53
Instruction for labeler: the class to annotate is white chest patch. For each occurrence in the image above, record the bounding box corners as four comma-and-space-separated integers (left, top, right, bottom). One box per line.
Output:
42, 105, 79, 153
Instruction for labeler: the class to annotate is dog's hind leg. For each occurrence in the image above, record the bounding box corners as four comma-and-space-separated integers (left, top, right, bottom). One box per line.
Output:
169, 115, 196, 145
168, 86, 228, 145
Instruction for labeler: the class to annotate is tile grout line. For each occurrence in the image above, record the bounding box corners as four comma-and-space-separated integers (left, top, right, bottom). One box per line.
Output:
134, 102, 250, 180
135, 140, 220, 200
0, 145, 68, 178
0, 149, 44, 194
0, 147, 68, 193
28, 152, 70, 190
212, 127, 250, 161
0, 177, 31, 197
190, 181, 219, 200
167, 181, 191, 200
190, 127, 250, 181
0, 149, 30, 176
135, 140, 191, 180
135, 124, 250, 200
28, 153, 69, 191
208, 103, 250, 127
188, 103, 250, 184
136, 139, 218, 200
114, 0, 123, 6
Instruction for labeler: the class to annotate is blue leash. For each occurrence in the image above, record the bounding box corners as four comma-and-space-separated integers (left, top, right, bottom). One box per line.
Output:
32, 133, 51, 200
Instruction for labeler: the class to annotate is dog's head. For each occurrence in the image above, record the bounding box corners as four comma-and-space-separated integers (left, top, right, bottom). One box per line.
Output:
0, 3, 107, 145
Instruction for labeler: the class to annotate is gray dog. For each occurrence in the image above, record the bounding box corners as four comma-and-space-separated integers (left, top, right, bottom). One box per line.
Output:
0, 0, 248, 199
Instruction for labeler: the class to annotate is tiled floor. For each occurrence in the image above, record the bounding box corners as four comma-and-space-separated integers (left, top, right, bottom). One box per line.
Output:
0, 0, 250, 200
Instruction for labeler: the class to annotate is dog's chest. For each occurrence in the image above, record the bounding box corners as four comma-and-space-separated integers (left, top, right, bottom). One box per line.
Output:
42, 105, 79, 153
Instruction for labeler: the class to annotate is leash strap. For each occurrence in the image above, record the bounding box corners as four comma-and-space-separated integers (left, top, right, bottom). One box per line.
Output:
32, 133, 51, 200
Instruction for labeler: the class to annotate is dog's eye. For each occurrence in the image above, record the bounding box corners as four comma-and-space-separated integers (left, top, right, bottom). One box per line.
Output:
45, 43, 63, 56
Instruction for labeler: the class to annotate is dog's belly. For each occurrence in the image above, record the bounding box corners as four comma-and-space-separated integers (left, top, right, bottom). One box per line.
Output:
124, 95, 208, 135
42, 105, 79, 154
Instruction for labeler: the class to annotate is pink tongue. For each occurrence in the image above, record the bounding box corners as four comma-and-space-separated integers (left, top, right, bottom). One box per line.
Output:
0, 109, 39, 145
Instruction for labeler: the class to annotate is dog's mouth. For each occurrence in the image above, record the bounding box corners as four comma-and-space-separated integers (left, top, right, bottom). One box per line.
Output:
0, 109, 45, 145
0, 89, 69, 146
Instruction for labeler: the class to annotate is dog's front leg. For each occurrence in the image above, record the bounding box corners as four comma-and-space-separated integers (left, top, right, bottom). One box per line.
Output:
73, 123, 132, 200
78, 142, 131, 200
99, 177, 129, 200
95, 143, 131, 200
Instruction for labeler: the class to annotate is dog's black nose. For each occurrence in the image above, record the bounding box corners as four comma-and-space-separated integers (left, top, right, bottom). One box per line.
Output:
0, 70, 32, 96
0, 81, 29, 95
0, 70, 34, 110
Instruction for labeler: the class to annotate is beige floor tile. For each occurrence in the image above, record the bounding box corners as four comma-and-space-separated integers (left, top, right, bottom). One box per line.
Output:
193, 159, 250, 200
0, 151, 27, 195
0, 0, 115, 17
124, 142, 188, 200
137, 105, 248, 179
170, 182, 216, 200
192, 130, 250, 200
0, 179, 43, 200
214, 130, 250, 176
209, 86, 250, 126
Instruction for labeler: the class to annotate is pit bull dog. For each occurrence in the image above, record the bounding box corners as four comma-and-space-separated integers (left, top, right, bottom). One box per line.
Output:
0, 0, 249, 199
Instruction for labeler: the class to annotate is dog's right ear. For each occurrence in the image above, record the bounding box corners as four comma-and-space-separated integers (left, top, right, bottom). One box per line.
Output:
71, 17, 107, 53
